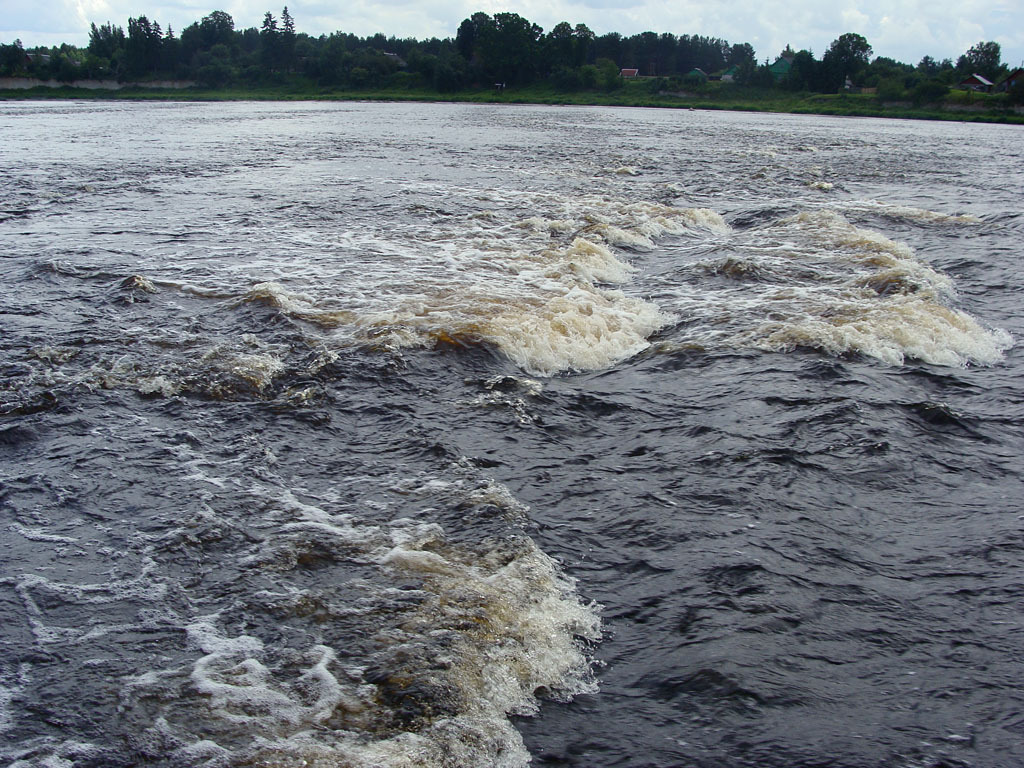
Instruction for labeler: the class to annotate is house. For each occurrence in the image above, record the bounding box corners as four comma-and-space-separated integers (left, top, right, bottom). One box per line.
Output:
769, 48, 795, 81
958, 73, 993, 92
685, 68, 709, 82
619, 68, 639, 79
995, 68, 1023, 92
720, 65, 739, 83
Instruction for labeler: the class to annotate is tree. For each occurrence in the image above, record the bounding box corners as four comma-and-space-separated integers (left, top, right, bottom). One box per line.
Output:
593, 32, 623, 67
573, 24, 594, 67
729, 43, 756, 69
260, 11, 279, 72
161, 25, 180, 74
822, 32, 872, 90
864, 56, 912, 88
199, 10, 235, 48
912, 79, 949, 105
125, 16, 164, 77
280, 7, 296, 71
546, 22, 575, 71
595, 57, 621, 90
475, 12, 543, 85
956, 41, 1002, 81
784, 49, 820, 91
455, 12, 491, 62
0, 40, 26, 76
88, 22, 125, 60
917, 55, 938, 77
1007, 80, 1024, 106
196, 43, 232, 86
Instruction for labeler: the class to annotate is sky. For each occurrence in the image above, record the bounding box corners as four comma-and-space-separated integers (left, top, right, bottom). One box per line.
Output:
2, 0, 1023, 69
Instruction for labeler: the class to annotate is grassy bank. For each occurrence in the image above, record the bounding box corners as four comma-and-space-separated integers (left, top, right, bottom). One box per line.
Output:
3, 78, 1022, 124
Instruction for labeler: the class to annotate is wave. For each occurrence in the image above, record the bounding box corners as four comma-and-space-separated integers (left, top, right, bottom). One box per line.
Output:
223, 197, 725, 376
113, 474, 600, 768
667, 209, 1012, 367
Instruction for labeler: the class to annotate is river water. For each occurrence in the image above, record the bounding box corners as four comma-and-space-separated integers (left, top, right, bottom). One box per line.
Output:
0, 101, 1021, 768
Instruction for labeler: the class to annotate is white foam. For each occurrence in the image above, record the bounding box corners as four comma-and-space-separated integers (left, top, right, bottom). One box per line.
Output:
0, 663, 29, 735
204, 197, 729, 376
477, 286, 670, 376
747, 294, 1013, 367
117, 469, 600, 768
194, 340, 288, 392
667, 209, 1012, 367
136, 375, 179, 397
8, 522, 79, 544
839, 200, 984, 225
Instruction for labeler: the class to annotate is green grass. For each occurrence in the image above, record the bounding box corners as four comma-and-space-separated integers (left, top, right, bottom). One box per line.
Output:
2, 78, 1022, 124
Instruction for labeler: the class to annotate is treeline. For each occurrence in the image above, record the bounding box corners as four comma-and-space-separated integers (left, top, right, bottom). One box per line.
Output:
753, 36, 1019, 103
0, 8, 1020, 105
0, 9, 752, 90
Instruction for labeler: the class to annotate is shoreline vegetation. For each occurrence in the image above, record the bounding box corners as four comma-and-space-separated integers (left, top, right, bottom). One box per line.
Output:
4, 79, 1022, 124
3, 8, 1023, 124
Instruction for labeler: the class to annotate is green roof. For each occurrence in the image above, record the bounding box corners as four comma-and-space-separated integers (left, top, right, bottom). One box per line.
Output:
769, 56, 793, 79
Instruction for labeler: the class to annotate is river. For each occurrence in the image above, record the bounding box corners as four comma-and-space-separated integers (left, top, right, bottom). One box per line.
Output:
1, 100, 1022, 767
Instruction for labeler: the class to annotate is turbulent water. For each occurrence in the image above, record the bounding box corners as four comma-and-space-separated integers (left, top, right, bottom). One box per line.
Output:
1, 101, 1022, 768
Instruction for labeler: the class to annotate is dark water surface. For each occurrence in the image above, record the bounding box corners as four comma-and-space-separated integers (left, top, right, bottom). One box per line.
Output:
1, 101, 1022, 767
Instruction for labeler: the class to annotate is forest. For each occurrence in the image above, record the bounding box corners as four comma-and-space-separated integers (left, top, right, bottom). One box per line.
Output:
0, 8, 1020, 106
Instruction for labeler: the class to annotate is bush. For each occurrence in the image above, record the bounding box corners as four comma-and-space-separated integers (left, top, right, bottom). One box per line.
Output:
682, 72, 706, 88
912, 79, 949, 105
579, 64, 598, 89
197, 60, 232, 87
876, 77, 906, 101
647, 76, 668, 93
1008, 81, 1024, 106
595, 58, 620, 91
348, 66, 369, 87
551, 66, 582, 91
433, 62, 464, 92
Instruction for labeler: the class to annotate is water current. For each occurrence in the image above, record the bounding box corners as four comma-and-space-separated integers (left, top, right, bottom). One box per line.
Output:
1, 101, 1022, 768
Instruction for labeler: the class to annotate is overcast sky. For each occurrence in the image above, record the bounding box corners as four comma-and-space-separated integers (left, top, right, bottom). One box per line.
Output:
2, 0, 1022, 69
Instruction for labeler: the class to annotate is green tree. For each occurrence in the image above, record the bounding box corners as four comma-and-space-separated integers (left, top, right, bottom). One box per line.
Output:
260, 11, 279, 72
180, 10, 235, 69
125, 16, 164, 78
546, 21, 575, 71
593, 32, 624, 67
1007, 80, 1024, 105
595, 57, 621, 90
956, 41, 1002, 81
573, 24, 594, 67
822, 32, 872, 90
729, 43, 756, 69
280, 7, 296, 71
161, 25, 181, 74
784, 49, 819, 91
433, 55, 467, 92
917, 55, 938, 77
911, 79, 949, 105
455, 12, 490, 62
476, 12, 543, 85
196, 42, 232, 86
0, 40, 26, 76
200, 11, 235, 48
88, 22, 125, 60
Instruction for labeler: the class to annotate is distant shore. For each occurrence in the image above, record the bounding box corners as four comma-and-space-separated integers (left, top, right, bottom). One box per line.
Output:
3, 79, 1022, 124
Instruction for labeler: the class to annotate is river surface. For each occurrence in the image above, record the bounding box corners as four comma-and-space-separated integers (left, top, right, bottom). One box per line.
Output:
1, 100, 1022, 768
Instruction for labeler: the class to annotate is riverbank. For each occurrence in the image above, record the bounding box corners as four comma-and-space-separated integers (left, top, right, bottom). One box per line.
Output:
3, 78, 1022, 124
